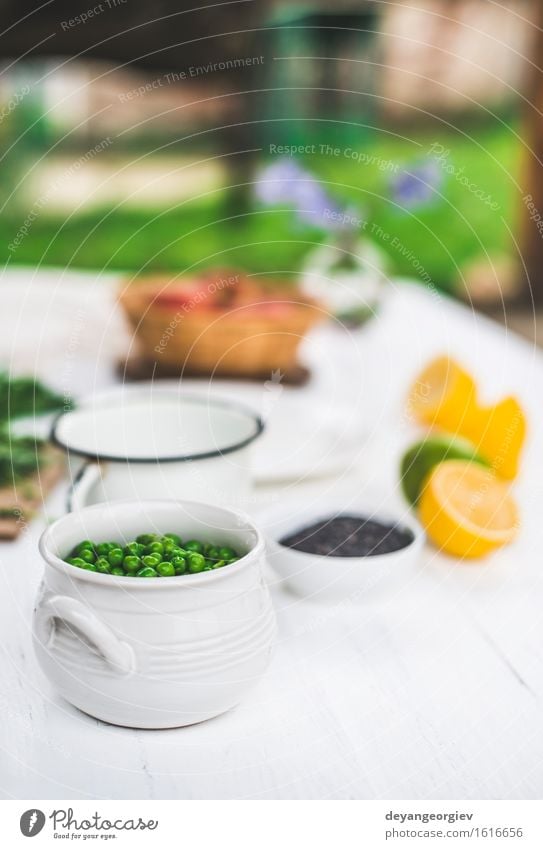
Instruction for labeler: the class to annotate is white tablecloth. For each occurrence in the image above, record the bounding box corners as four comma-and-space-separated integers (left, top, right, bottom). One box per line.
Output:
0, 268, 541, 800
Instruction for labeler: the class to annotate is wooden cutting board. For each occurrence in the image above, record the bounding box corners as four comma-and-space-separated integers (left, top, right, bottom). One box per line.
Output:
0, 447, 65, 540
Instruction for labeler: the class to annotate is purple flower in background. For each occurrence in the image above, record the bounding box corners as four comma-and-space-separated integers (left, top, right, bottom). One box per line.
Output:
254, 158, 358, 230
391, 158, 443, 210
253, 160, 307, 205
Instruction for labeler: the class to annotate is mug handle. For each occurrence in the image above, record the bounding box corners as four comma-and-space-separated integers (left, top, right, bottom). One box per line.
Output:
35, 594, 134, 676
68, 462, 102, 512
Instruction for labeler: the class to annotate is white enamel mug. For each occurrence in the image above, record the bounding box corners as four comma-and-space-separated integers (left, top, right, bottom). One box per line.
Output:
51, 392, 263, 510
33, 499, 276, 728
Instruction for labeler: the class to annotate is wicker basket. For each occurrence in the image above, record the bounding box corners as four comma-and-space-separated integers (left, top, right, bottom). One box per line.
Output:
119, 275, 323, 377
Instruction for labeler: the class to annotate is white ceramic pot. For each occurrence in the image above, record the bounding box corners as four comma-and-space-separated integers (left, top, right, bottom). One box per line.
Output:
33, 500, 275, 729
51, 392, 263, 511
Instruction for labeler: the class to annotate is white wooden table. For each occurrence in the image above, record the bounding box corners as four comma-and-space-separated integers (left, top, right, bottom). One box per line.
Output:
1, 270, 542, 800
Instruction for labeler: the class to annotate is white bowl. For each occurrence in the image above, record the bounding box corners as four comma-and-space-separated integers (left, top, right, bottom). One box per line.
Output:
33, 499, 276, 729
263, 503, 425, 602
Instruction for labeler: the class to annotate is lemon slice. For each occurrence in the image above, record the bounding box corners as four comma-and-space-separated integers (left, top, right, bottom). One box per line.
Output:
407, 357, 526, 480
407, 356, 477, 430
463, 396, 526, 480
419, 459, 519, 559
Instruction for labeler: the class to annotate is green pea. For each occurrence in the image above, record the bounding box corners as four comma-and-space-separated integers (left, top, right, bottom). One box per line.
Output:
107, 548, 124, 567
136, 533, 157, 546
68, 557, 87, 568
66, 535, 238, 579
137, 566, 158, 577
171, 556, 187, 575
95, 557, 111, 573
123, 555, 141, 574
188, 552, 206, 573
70, 544, 93, 559
142, 554, 161, 569
79, 548, 96, 564
163, 533, 182, 546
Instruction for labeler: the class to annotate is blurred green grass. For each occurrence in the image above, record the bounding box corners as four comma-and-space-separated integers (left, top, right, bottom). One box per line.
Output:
0, 119, 520, 292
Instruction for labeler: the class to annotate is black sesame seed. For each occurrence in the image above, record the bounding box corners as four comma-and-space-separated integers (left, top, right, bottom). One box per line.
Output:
279, 514, 413, 557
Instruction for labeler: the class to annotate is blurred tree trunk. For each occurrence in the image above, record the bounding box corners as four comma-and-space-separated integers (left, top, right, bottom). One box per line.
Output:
521, 1, 543, 303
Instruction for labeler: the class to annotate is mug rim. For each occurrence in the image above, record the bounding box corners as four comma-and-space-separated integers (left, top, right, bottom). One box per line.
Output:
39, 498, 265, 588
50, 392, 264, 464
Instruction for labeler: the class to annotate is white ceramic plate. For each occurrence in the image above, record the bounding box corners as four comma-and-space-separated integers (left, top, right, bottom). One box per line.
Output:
253, 400, 361, 483
180, 383, 364, 484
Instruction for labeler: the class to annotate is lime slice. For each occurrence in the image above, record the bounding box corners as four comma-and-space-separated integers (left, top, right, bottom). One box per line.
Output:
400, 434, 490, 506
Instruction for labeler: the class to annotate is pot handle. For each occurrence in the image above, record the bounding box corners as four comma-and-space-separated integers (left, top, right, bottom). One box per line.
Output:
35, 594, 135, 676
68, 462, 102, 512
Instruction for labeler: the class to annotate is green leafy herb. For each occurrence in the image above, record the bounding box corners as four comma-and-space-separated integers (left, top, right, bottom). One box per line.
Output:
0, 373, 69, 488
0, 372, 68, 423
0, 431, 45, 487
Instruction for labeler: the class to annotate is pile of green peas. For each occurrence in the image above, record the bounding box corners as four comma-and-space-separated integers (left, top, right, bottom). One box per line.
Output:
65, 533, 241, 578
